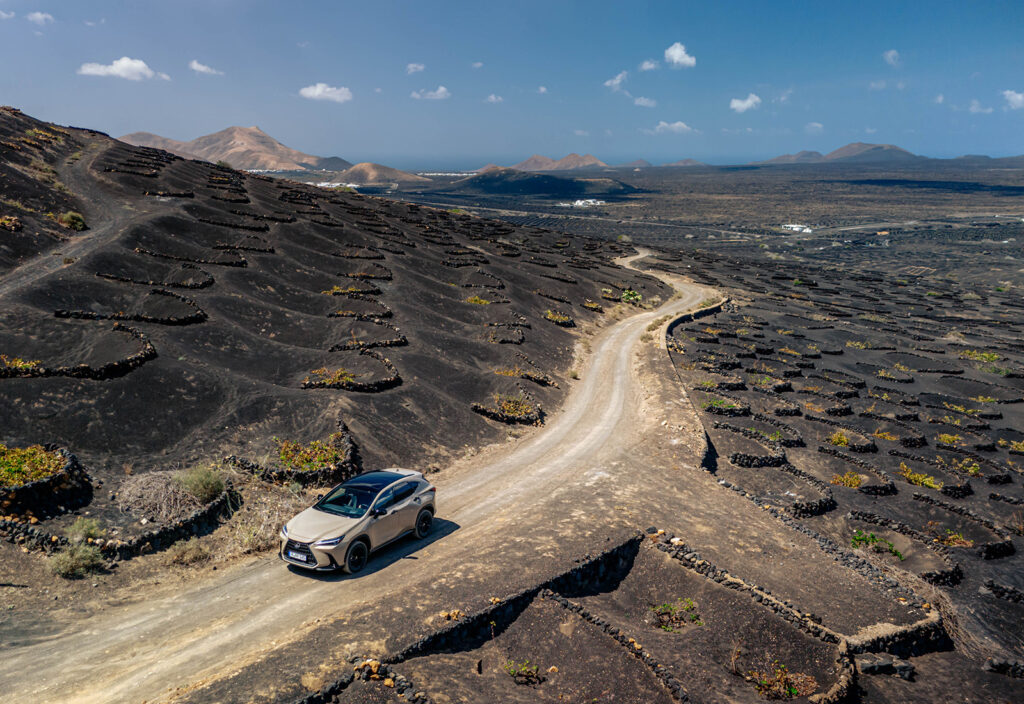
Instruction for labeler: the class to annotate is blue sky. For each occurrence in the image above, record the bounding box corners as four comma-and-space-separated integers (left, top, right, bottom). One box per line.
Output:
1, 1, 1022, 169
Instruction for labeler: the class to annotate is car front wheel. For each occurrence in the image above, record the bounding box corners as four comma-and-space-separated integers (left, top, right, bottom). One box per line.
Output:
415, 509, 433, 539
344, 540, 369, 574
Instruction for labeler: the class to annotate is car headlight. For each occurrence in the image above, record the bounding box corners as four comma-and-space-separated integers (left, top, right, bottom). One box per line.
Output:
314, 535, 345, 547
280, 525, 289, 539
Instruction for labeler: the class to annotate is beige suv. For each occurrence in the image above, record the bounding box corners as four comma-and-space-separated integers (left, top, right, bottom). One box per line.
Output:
279, 469, 436, 572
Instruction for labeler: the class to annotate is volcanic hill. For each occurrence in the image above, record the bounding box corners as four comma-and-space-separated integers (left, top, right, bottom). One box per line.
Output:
120, 125, 351, 172
447, 167, 636, 197
0, 106, 669, 528
509, 153, 608, 171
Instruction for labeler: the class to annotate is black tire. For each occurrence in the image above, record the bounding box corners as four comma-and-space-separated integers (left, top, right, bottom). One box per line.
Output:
344, 540, 369, 574
415, 508, 434, 539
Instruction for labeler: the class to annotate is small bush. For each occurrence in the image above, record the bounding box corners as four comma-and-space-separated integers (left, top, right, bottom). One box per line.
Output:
897, 462, 943, 490
56, 211, 86, 231
304, 367, 357, 385
936, 433, 963, 447
504, 660, 543, 685
959, 349, 1001, 363
168, 537, 210, 565
851, 529, 904, 560
465, 295, 491, 305
826, 430, 850, 447
746, 660, 818, 699
0, 215, 23, 232
698, 297, 718, 308
494, 393, 534, 417
872, 429, 898, 442
50, 543, 103, 579
651, 597, 702, 630
830, 471, 862, 488
621, 289, 642, 305
276, 433, 347, 473
544, 309, 572, 324
174, 464, 225, 504
0, 443, 63, 488
66, 517, 104, 544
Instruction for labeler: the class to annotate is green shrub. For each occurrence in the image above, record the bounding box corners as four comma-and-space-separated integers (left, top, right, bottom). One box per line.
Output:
56, 211, 86, 231
0, 443, 64, 488
174, 464, 224, 503
50, 543, 103, 578
65, 517, 104, 544
621, 289, 642, 304
276, 433, 347, 473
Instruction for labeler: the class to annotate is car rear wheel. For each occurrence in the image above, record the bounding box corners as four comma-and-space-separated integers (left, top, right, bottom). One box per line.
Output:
344, 540, 369, 574
415, 508, 433, 539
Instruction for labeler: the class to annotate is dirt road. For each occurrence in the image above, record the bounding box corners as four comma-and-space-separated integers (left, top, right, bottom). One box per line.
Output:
0, 253, 712, 704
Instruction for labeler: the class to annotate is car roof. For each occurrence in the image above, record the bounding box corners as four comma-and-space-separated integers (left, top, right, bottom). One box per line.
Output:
341, 470, 413, 492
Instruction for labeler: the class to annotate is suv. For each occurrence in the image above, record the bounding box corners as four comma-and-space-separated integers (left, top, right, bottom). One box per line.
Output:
279, 469, 436, 573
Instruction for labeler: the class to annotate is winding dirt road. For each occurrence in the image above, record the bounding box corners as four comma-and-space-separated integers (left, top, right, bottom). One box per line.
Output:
0, 255, 712, 704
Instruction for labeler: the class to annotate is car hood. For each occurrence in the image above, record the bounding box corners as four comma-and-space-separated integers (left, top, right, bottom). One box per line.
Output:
286, 507, 362, 543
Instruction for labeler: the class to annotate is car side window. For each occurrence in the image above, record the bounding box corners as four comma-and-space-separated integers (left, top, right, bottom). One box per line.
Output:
373, 488, 394, 511
392, 482, 416, 504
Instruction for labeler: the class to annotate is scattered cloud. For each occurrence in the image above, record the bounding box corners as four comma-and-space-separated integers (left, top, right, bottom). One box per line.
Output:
721, 127, 756, 135
896, 80, 906, 90
406, 62, 425, 75
0, 10, 15, 20
934, 93, 945, 104
573, 129, 590, 137
411, 85, 450, 100
471, 61, 483, 69
84, 18, 105, 26
645, 120, 695, 135
883, 49, 901, 67
78, 57, 166, 81
729, 92, 761, 113
664, 42, 696, 68
26, 11, 53, 25
299, 83, 353, 103
189, 60, 223, 76
634, 96, 657, 108
804, 121, 824, 135
485, 93, 503, 103
374, 87, 382, 93
537, 86, 548, 94
603, 70, 628, 92
969, 99, 993, 114
869, 80, 887, 91
774, 88, 793, 104
1002, 89, 1024, 110
639, 59, 658, 71
865, 127, 878, 134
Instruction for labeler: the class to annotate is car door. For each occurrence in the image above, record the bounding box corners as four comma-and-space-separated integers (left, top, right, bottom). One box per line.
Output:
366, 487, 396, 548
387, 481, 419, 534
368, 482, 417, 547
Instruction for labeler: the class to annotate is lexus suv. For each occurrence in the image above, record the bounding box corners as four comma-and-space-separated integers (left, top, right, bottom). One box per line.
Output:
279, 469, 436, 573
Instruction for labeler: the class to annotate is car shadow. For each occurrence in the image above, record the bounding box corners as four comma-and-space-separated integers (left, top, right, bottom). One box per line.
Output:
285, 517, 461, 581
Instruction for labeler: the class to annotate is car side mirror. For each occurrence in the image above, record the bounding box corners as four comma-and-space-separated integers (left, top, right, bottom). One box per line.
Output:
316, 494, 324, 500
370, 507, 384, 517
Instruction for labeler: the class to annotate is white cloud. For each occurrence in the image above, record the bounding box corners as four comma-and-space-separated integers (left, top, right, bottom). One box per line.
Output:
573, 129, 590, 137
883, 49, 900, 67
26, 11, 53, 25
299, 82, 353, 103
411, 85, 450, 100
664, 42, 696, 68
934, 93, 945, 104
896, 80, 906, 90
0, 10, 15, 20
729, 92, 761, 113
537, 86, 548, 94
969, 99, 993, 114
374, 87, 382, 93
646, 120, 695, 135
406, 62, 425, 74
471, 61, 483, 69
869, 80, 887, 90
157, 72, 170, 81
1002, 89, 1024, 110
77, 57, 163, 81
189, 60, 223, 76
775, 88, 793, 104
604, 70, 628, 92
634, 96, 657, 108
84, 18, 105, 26
865, 127, 878, 134
639, 59, 658, 71
485, 93, 503, 103
804, 121, 824, 135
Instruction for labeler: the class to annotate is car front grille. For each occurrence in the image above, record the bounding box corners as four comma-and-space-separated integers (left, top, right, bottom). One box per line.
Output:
284, 539, 316, 565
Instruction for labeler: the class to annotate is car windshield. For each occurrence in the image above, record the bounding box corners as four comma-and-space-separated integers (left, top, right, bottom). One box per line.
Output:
314, 484, 379, 518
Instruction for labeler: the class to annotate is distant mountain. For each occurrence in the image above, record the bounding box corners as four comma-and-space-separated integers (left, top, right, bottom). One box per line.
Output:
509, 153, 608, 171
758, 150, 825, 165
822, 142, 921, 163
757, 143, 923, 166
474, 163, 503, 173
446, 167, 634, 197
338, 162, 431, 186
120, 126, 351, 171
662, 158, 705, 167
618, 159, 652, 168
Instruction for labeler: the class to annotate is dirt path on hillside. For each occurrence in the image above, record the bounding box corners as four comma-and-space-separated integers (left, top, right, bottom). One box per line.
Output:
0, 252, 715, 704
